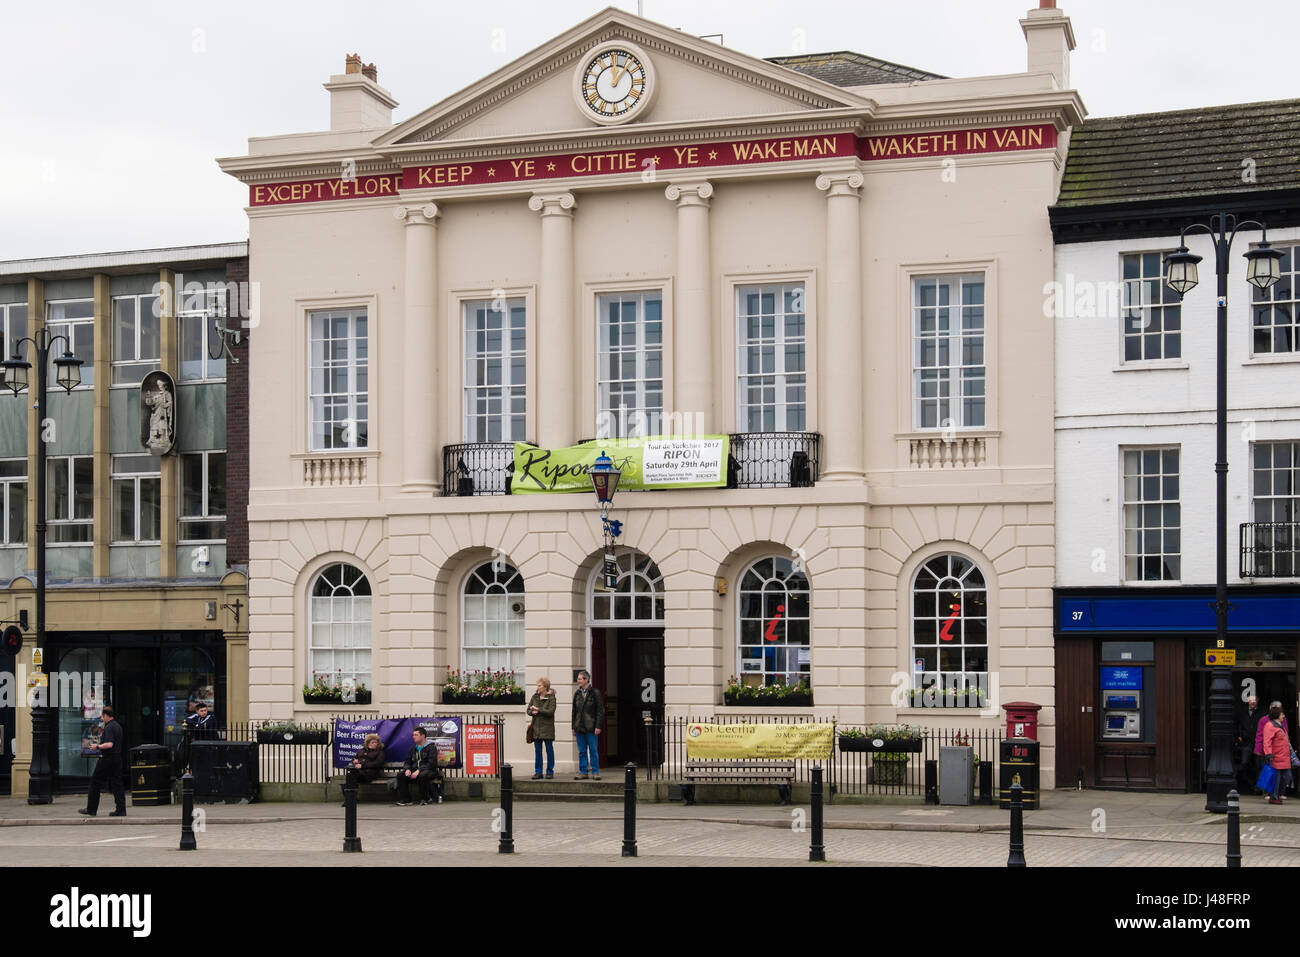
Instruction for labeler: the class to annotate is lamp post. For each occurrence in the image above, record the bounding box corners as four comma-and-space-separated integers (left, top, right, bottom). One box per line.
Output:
3, 328, 83, 804
1164, 214, 1283, 813
590, 451, 623, 589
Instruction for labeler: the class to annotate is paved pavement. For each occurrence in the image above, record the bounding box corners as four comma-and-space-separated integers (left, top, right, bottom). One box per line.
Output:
3, 788, 1299, 867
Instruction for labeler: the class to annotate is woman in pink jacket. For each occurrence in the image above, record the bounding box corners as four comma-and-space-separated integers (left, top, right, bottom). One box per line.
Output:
1261, 702, 1293, 805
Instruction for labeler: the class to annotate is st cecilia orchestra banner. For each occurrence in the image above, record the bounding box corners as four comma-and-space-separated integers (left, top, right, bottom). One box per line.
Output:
248, 123, 1055, 206
684, 722, 834, 760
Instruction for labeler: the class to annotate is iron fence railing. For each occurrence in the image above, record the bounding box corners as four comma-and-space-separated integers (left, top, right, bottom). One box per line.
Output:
1241, 521, 1299, 578
641, 717, 1003, 799
441, 442, 517, 496
727, 432, 821, 489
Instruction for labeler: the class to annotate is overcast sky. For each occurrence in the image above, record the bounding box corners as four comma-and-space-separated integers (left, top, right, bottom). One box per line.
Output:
2, 0, 1297, 260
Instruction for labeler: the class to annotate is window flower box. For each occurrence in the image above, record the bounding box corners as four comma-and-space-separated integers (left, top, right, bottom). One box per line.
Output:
840, 724, 923, 753
256, 723, 330, 745
723, 677, 812, 707
302, 673, 370, 705
442, 668, 524, 707
441, 690, 526, 706
302, 690, 371, 705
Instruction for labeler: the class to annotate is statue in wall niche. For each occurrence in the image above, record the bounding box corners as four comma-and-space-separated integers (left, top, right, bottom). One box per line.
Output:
139, 370, 177, 456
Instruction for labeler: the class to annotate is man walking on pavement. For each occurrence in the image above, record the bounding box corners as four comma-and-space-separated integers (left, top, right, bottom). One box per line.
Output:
572, 670, 604, 780
79, 705, 126, 817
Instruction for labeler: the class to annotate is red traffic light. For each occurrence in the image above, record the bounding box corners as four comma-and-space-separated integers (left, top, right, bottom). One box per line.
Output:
2, 624, 22, 655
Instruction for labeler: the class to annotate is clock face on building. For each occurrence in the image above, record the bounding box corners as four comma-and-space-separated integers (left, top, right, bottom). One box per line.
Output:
573, 42, 656, 125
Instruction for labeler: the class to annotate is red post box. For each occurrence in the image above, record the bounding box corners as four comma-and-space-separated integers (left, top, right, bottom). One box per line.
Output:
1003, 701, 1042, 740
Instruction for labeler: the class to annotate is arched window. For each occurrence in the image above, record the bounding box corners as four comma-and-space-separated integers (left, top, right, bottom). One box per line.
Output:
737, 555, 810, 687
589, 550, 664, 624
911, 554, 988, 702
309, 562, 372, 690
462, 561, 525, 680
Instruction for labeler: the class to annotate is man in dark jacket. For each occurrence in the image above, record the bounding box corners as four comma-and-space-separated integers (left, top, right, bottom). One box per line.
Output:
1237, 696, 1262, 791
572, 670, 604, 780
80, 705, 126, 817
395, 726, 441, 805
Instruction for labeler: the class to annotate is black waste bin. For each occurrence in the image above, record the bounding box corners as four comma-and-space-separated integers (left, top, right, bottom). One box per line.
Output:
191, 741, 259, 803
998, 738, 1039, 809
129, 744, 173, 806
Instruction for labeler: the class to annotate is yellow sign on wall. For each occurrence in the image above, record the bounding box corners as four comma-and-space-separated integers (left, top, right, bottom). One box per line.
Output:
685, 723, 833, 760
1205, 649, 1237, 666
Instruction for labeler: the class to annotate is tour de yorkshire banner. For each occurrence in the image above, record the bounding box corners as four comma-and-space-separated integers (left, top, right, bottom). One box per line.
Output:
685, 722, 834, 760
248, 123, 1057, 206
511, 436, 728, 494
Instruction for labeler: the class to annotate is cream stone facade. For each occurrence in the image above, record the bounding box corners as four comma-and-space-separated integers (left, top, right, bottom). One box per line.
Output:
220, 7, 1081, 781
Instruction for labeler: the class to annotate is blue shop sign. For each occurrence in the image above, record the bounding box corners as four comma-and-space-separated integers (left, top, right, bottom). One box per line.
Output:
1060, 594, 1300, 633
1100, 666, 1142, 690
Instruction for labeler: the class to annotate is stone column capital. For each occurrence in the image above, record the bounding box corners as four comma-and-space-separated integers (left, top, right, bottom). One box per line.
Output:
393, 203, 440, 226
528, 191, 577, 216
665, 181, 713, 207
815, 171, 864, 197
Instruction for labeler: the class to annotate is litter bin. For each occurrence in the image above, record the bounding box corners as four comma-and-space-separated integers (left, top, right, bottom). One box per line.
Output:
129, 744, 173, 806
939, 746, 973, 805
998, 738, 1040, 809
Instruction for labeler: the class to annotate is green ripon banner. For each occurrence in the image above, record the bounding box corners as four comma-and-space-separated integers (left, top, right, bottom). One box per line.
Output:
512, 436, 730, 493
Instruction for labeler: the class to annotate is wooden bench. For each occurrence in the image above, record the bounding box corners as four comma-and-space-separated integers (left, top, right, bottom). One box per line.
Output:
681, 759, 796, 805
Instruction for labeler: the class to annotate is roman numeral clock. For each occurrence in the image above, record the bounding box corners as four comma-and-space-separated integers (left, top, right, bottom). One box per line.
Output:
572, 41, 657, 125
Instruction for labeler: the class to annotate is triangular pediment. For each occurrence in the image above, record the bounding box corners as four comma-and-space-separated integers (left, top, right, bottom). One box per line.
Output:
375, 7, 869, 148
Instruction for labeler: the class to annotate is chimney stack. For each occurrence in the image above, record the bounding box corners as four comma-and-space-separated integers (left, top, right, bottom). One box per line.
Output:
1020, 3, 1075, 89
324, 53, 398, 131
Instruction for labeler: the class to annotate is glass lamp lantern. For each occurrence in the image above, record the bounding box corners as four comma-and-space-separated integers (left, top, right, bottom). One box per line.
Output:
1, 355, 30, 397
1163, 246, 1202, 296
590, 450, 621, 505
53, 352, 83, 393
1244, 242, 1284, 290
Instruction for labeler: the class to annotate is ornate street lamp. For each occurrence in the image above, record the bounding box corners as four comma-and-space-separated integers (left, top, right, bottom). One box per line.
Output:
590, 450, 624, 590
1164, 215, 1282, 814
3, 330, 82, 804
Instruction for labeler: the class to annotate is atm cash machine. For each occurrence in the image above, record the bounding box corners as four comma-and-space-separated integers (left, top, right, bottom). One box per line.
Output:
1099, 666, 1142, 740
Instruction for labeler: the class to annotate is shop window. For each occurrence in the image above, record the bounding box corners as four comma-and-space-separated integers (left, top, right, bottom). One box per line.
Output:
111, 293, 161, 384
47, 456, 93, 544
912, 274, 985, 430
111, 454, 161, 543
308, 308, 368, 451
463, 298, 526, 443
45, 300, 94, 389
911, 553, 988, 703
179, 451, 226, 542
0, 458, 25, 546
1121, 252, 1182, 361
1, 303, 28, 392
55, 647, 106, 778
736, 283, 806, 432
737, 555, 810, 687
461, 561, 525, 681
1251, 244, 1298, 355
1123, 447, 1180, 581
596, 291, 662, 438
309, 563, 372, 690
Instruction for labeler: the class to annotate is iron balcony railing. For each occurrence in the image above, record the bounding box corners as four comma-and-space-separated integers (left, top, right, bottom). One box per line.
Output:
441, 442, 518, 496
1241, 522, 1299, 578
727, 431, 821, 489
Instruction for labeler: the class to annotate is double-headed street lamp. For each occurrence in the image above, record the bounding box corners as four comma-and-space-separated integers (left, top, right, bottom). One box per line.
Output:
1164, 215, 1283, 813
2, 329, 83, 804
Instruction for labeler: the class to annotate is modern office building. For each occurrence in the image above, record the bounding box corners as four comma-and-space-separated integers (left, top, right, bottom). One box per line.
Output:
218, 5, 1081, 777
0, 244, 249, 796
1051, 99, 1300, 791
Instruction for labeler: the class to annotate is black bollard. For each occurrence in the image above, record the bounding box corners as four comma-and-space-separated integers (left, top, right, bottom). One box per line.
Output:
1226, 788, 1241, 868
1007, 781, 1026, 867
178, 772, 197, 851
499, 763, 515, 854
622, 762, 638, 858
343, 772, 362, 853
809, 765, 826, 862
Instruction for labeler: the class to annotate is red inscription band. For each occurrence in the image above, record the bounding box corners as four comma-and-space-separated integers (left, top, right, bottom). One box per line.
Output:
247, 125, 1056, 206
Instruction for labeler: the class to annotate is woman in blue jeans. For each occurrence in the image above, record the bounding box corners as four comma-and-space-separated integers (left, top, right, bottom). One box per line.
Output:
528, 677, 557, 779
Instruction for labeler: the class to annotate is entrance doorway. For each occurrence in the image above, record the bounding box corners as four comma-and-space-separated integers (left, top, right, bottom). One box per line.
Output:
1189, 665, 1297, 794
587, 549, 665, 768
